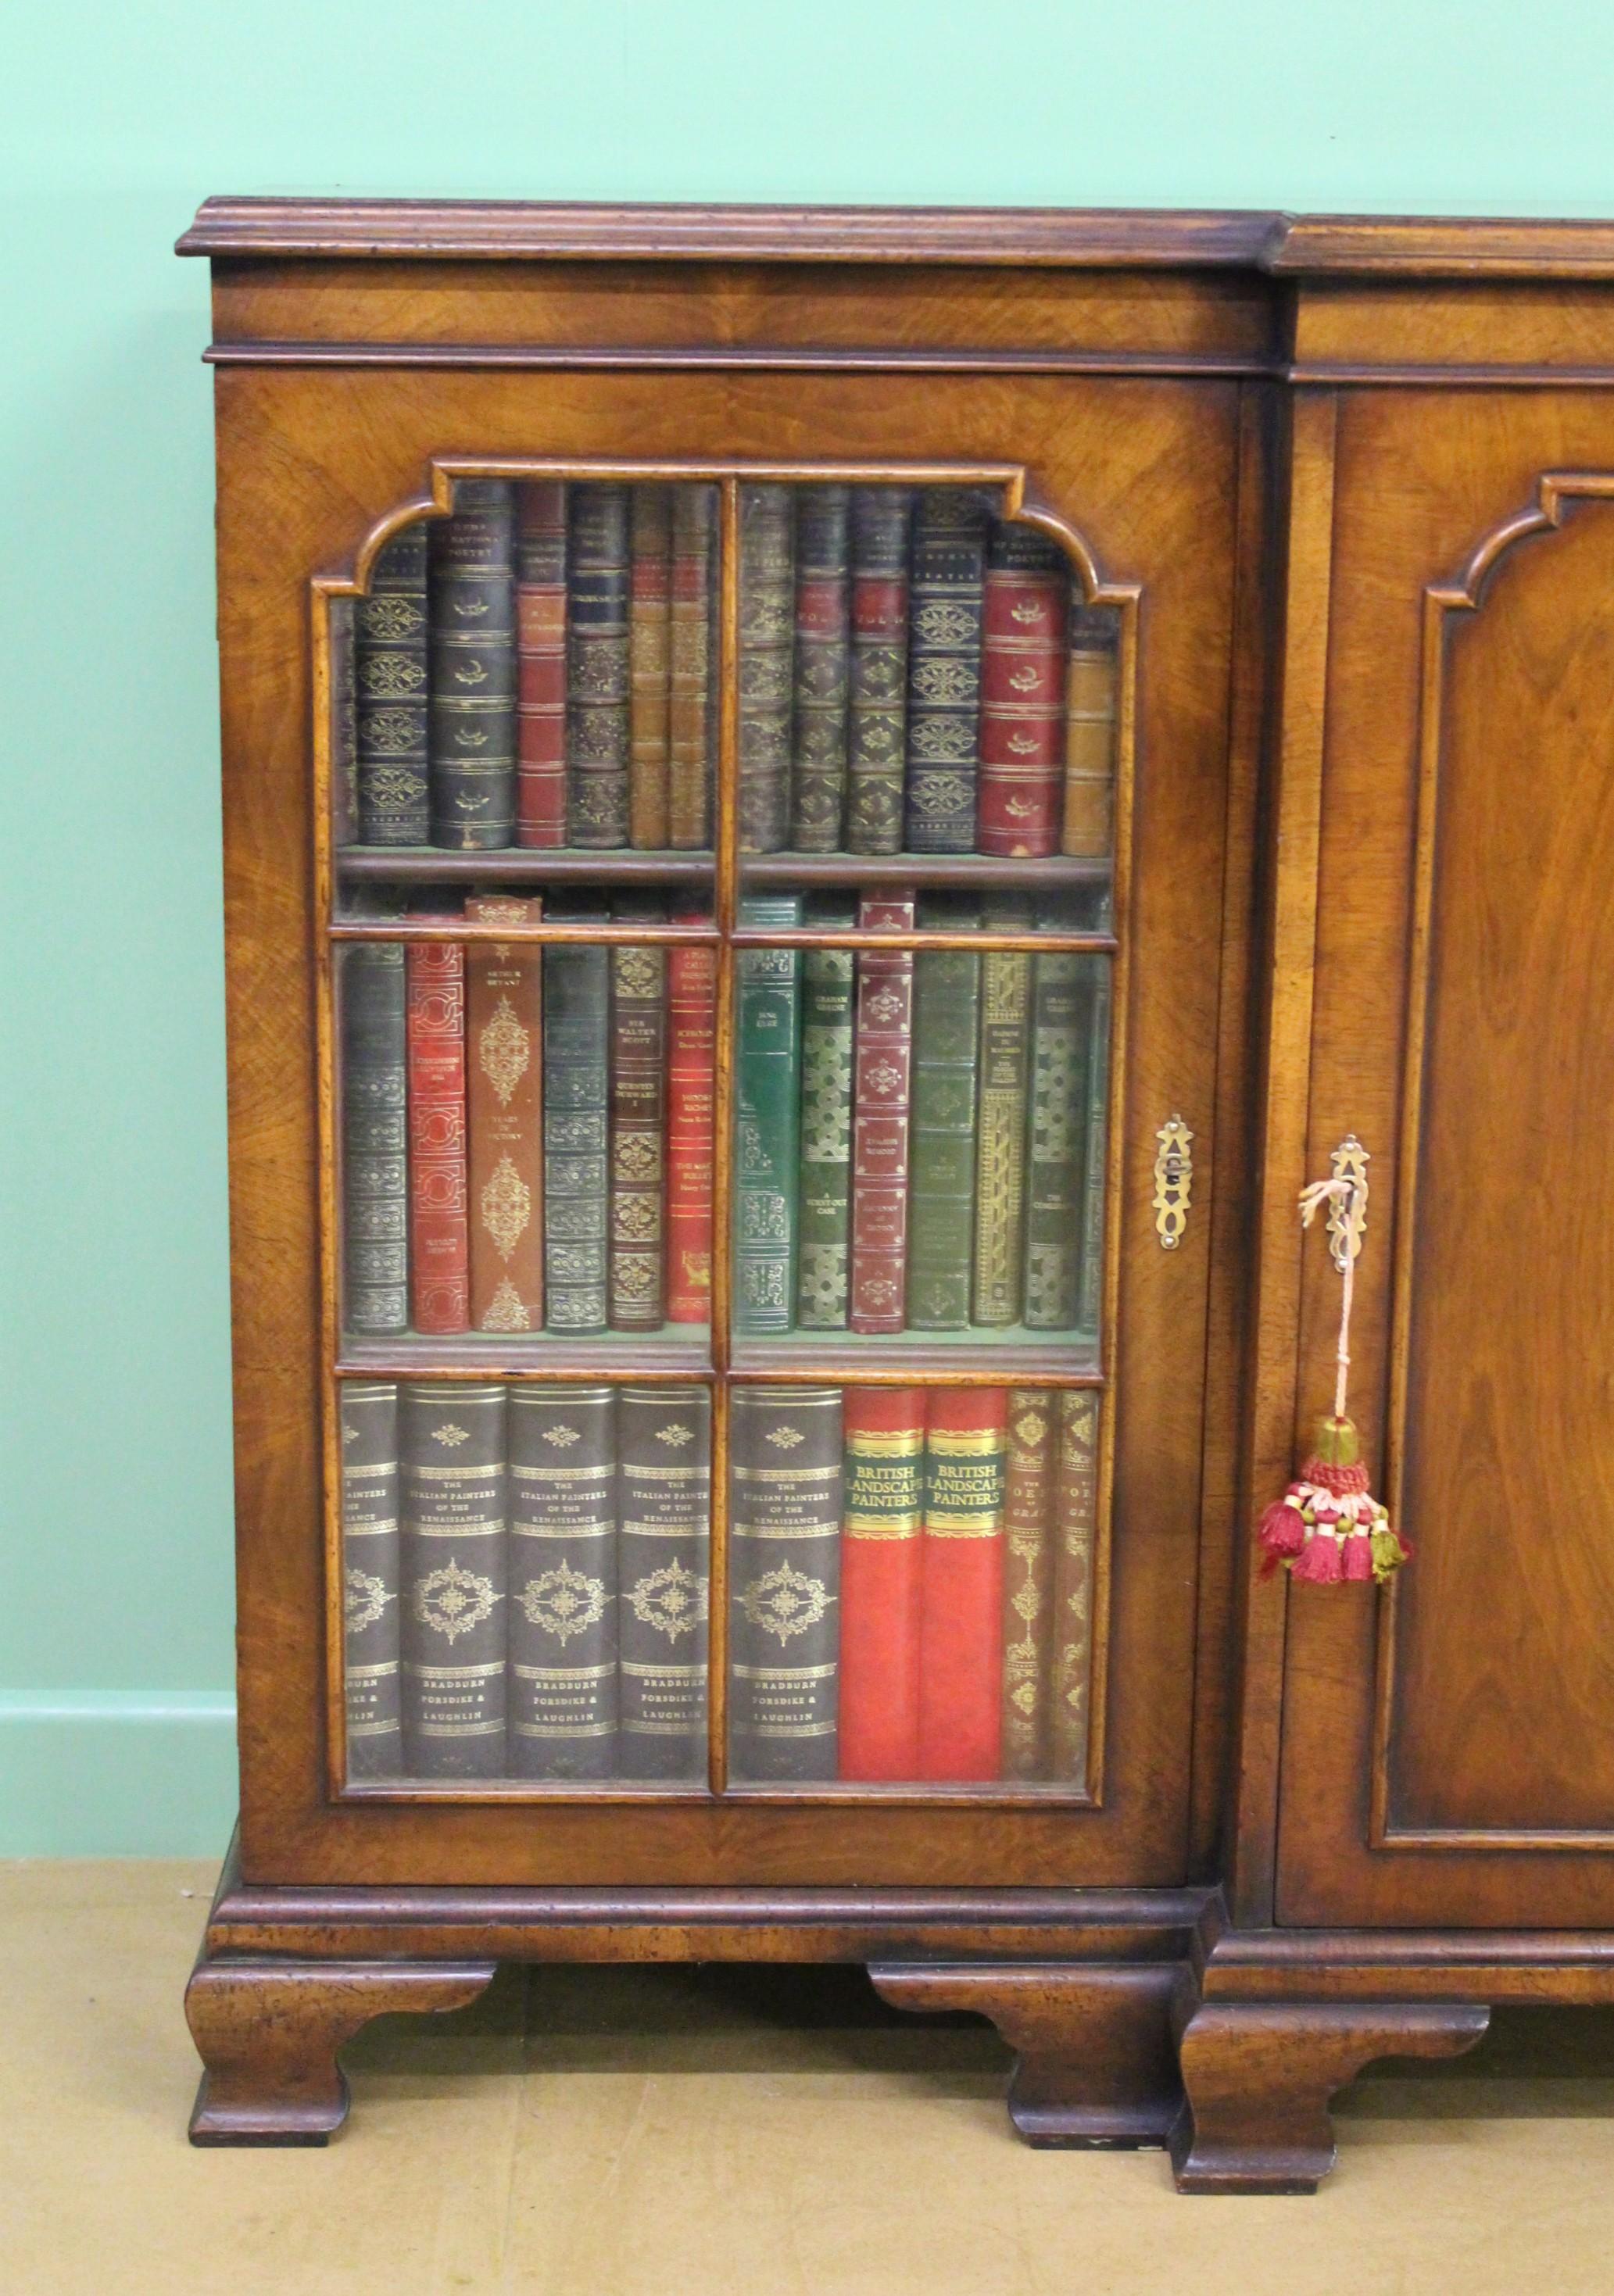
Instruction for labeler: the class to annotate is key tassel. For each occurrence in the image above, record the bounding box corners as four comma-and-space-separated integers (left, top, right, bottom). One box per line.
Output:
1255, 1173, 1412, 1589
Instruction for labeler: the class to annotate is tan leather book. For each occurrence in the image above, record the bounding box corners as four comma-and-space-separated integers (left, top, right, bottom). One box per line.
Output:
466, 894, 543, 1332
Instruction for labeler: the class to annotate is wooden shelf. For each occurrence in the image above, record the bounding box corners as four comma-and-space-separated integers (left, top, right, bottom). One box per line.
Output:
338, 1334, 712, 1379
338, 846, 714, 883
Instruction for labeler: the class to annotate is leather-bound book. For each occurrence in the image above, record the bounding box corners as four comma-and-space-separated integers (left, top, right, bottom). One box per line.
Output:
848, 894, 916, 1334
515, 481, 568, 849
665, 943, 717, 1325
340, 942, 409, 1334
796, 910, 856, 1329
428, 481, 517, 849
838, 1385, 925, 1780
1061, 604, 1119, 858
406, 938, 470, 1335
542, 928, 610, 1335
340, 1379, 403, 1779
789, 485, 852, 851
608, 939, 668, 1330
330, 595, 358, 846
904, 488, 988, 854
355, 523, 429, 846
906, 940, 981, 1332
846, 487, 912, 854
1023, 950, 1090, 1332
1076, 964, 1112, 1338
508, 1384, 617, 1779
399, 1380, 508, 1779
917, 1386, 1008, 1780
1000, 1388, 1057, 1781
566, 483, 632, 849
1050, 1389, 1100, 1786
728, 1386, 843, 1781
734, 895, 804, 1334
466, 896, 543, 1335
971, 897, 1033, 1328
668, 485, 716, 850
628, 485, 674, 849
617, 1384, 711, 1780
738, 485, 795, 853
979, 524, 1068, 858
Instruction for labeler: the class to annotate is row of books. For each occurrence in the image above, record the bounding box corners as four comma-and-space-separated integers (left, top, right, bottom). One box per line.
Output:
340, 893, 1108, 1340
335, 477, 1119, 862
342, 1379, 1097, 1786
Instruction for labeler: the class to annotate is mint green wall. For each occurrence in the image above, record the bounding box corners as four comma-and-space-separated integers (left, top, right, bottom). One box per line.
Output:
4, 0, 1611, 1854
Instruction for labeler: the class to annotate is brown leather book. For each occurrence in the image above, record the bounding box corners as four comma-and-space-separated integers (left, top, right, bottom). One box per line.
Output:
1000, 1388, 1057, 1779
1061, 605, 1119, 858
628, 485, 674, 848
466, 895, 543, 1333
1050, 1388, 1100, 1786
848, 893, 916, 1332
668, 485, 716, 849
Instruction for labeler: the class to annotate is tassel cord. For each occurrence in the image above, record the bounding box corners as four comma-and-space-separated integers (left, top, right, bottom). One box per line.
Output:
1298, 1174, 1362, 1425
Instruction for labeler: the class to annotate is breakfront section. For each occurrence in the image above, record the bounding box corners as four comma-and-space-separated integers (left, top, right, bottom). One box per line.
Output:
181, 198, 1258, 2151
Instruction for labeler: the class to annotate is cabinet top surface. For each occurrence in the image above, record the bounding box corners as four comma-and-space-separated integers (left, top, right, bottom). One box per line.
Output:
177, 198, 1614, 279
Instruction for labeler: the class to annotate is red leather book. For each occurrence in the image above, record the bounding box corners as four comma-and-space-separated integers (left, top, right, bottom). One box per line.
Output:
406, 939, 470, 1334
918, 1386, 1008, 1779
515, 481, 567, 848
838, 1385, 926, 1780
848, 893, 915, 1333
665, 942, 717, 1324
466, 895, 543, 1333
978, 525, 1068, 858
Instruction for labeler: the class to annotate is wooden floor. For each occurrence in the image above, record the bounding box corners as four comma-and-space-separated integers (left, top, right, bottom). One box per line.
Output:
8, 1861, 1614, 2293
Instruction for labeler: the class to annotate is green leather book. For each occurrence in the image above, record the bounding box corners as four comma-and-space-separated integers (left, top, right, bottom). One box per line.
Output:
1075, 962, 1112, 1340
1023, 950, 1091, 1332
735, 895, 804, 1333
907, 942, 981, 1330
971, 896, 1033, 1327
795, 901, 856, 1329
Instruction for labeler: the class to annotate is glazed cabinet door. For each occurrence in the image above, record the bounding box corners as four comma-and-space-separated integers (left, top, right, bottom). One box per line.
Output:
1273, 388, 1614, 1926
216, 355, 1250, 1888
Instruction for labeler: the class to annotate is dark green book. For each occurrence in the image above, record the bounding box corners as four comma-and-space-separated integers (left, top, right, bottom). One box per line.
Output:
971, 895, 1033, 1327
904, 488, 988, 854
735, 895, 804, 1333
1075, 962, 1113, 1339
738, 485, 795, 853
795, 901, 856, 1329
543, 912, 610, 1335
789, 485, 852, 852
566, 482, 632, 848
428, 481, 516, 849
356, 524, 429, 846
907, 942, 982, 1330
1023, 950, 1093, 1332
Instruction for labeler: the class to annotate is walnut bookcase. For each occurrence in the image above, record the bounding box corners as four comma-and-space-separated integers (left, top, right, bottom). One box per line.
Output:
181, 199, 1614, 2187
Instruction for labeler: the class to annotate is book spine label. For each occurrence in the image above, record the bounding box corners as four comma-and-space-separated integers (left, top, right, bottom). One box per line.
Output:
341, 1380, 403, 1779
1023, 952, 1090, 1332
1000, 1388, 1057, 1780
341, 942, 409, 1333
789, 485, 852, 852
466, 897, 544, 1333
617, 1385, 711, 1779
508, 1384, 617, 1779
906, 947, 981, 1330
838, 1386, 925, 1780
848, 895, 916, 1334
918, 1387, 1007, 1780
979, 525, 1068, 858
515, 480, 568, 849
406, 940, 470, 1334
429, 480, 517, 849
1050, 1389, 1100, 1786
1076, 964, 1112, 1336
1062, 606, 1119, 858
728, 1387, 843, 1781
846, 487, 912, 855
609, 943, 668, 1329
972, 908, 1032, 1327
734, 897, 803, 1334
738, 485, 795, 853
400, 1381, 507, 1778
665, 944, 717, 1325
795, 945, 855, 1329
356, 524, 430, 846
331, 595, 358, 846
628, 485, 674, 848
542, 944, 610, 1333
566, 483, 632, 848
668, 485, 716, 849
904, 488, 987, 854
